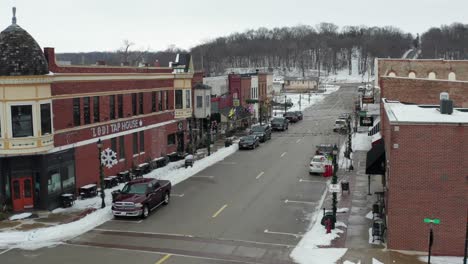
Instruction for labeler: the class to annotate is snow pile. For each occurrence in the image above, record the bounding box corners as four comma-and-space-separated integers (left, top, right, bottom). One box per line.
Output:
0, 144, 238, 250
9, 213, 32, 221
290, 186, 348, 264
418, 256, 463, 264
368, 228, 381, 245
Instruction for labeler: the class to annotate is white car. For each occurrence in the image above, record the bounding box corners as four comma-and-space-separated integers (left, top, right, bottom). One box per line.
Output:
309, 155, 333, 174
333, 119, 347, 132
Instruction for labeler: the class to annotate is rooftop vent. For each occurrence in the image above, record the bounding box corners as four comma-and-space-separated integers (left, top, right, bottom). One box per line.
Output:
440, 92, 453, 115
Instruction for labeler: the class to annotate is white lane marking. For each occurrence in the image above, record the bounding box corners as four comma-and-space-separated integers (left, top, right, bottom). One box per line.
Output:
256, 171, 265, 179
296, 139, 301, 143
219, 161, 237, 165
280, 152, 287, 158
191, 176, 214, 179
171, 193, 185, 197
299, 179, 326, 183
264, 229, 303, 238
284, 199, 317, 205
93, 229, 194, 238
110, 219, 142, 223
0, 248, 12, 255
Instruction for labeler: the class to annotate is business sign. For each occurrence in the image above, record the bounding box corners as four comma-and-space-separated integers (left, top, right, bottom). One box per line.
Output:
360, 116, 374, 127
362, 97, 374, 104
91, 119, 143, 137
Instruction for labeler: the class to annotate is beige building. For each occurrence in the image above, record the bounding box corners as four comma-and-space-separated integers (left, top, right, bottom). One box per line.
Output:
283, 77, 318, 92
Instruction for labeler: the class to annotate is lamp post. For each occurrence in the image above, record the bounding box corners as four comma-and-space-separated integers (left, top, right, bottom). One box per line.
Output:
206, 115, 211, 156
332, 144, 339, 221
347, 118, 354, 171
97, 139, 106, 208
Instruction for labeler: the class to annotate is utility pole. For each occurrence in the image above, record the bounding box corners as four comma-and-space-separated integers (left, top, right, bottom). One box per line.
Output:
332, 145, 339, 221
97, 139, 106, 209
206, 115, 211, 156
347, 118, 353, 171
284, 95, 287, 113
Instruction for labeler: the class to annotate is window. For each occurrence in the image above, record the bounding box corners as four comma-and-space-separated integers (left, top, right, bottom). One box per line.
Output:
48, 169, 61, 194
165, 91, 169, 110
185, 90, 191, 108
206, 95, 210, 108
196, 96, 203, 108
167, 133, 176, 145
132, 93, 137, 115
93, 96, 100, 122
152, 92, 156, 112
139, 131, 145, 152
83, 97, 91, 125
109, 95, 116, 120
139, 93, 144, 114
133, 132, 138, 155
111, 137, 117, 152
448, 72, 456, 81
158, 91, 163, 111
62, 164, 75, 189
40, 103, 52, 135
11, 105, 33, 137
175, 90, 183, 109
118, 94, 124, 118
73, 98, 81, 126
408, 72, 416, 78
119, 136, 125, 159
428, 72, 436, 79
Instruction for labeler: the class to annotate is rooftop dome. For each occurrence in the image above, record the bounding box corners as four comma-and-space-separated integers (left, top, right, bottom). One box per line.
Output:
0, 8, 48, 76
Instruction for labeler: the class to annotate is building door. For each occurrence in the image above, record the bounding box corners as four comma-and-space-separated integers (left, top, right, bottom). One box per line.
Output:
177, 132, 185, 153
11, 177, 34, 212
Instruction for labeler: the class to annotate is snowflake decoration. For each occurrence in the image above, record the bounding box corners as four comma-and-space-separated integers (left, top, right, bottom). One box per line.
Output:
100, 148, 118, 169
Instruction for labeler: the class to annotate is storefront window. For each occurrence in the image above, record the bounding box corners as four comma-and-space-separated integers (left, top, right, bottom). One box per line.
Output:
48, 170, 61, 194
62, 164, 75, 189
11, 105, 33, 137
40, 103, 52, 135
175, 90, 183, 109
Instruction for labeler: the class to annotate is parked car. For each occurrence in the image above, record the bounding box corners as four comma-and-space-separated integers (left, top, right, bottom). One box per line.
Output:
271, 117, 289, 131
333, 119, 348, 132
339, 113, 352, 121
294, 111, 303, 120
283, 112, 299, 123
250, 125, 272, 142
309, 155, 333, 175
239, 135, 260, 149
315, 143, 334, 156
112, 178, 171, 219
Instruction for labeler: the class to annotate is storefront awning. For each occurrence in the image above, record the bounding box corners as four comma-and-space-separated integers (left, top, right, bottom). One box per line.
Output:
366, 141, 386, 175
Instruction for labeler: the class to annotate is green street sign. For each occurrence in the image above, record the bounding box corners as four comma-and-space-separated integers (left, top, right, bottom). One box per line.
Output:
424, 218, 441, 224
359, 111, 367, 117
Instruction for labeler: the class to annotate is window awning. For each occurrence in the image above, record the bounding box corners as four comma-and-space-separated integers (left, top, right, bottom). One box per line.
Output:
366, 141, 386, 175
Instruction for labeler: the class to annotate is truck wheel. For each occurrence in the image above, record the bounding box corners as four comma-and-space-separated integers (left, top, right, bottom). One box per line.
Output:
163, 192, 170, 205
141, 205, 149, 219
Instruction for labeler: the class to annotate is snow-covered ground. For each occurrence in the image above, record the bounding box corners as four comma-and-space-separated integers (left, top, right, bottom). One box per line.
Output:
418, 256, 463, 264
8, 213, 32, 221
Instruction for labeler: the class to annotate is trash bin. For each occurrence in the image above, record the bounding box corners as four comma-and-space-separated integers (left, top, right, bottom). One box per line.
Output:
60, 193, 75, 208
321, 211, 336, 229
341, 181, 349, 193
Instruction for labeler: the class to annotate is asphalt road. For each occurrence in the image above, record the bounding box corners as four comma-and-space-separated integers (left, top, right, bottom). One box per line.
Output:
0, 84, 359, 264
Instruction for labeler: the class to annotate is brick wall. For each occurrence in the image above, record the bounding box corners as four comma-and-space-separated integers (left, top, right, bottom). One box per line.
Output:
240, 77, 251, 107
380, 77, 468, 107
378, 59, 468, 80
383, 112, 468, 255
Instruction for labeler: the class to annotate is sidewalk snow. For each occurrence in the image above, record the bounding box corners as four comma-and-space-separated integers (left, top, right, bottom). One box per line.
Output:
290, 182, 348, 264
8, 213, 32, 221
0, 144, 238, 250
418, 256, 463, 264
365, 211, 373, 220
368, 228, 381, 245
372, 258, 384, 264
352, 133, 371, 151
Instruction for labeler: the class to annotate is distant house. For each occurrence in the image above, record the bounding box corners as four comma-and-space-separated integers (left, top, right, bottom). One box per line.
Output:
283, 77, 318, 92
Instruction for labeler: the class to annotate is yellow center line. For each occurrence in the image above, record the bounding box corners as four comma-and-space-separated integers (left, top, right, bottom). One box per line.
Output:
155, 254, 172, 264
212, 204, 228, 218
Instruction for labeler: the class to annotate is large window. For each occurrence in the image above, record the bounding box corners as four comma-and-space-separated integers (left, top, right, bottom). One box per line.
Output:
185, 90, 191, 108
11, 105, 33, 137
132, 93, 137, 115
48, 169, 61, 194
196, 96, 203, 108
175, 90, 183, 109
118, 94, 124, 118
167, 133, 176, 145
111, 137, 117, 152
139, 93, 144, 114
119, 136, 125, 159
158, 91, 163, 111
139, 131, 145, 153
83, 97, 90, 124
152, 92, 157, 112
109, 95, 116, 120
93, 96, 100, 122
165, 91, 169, 110
132, 132, 138, 155
73, 98, 81, 126
40, 103, 52, 135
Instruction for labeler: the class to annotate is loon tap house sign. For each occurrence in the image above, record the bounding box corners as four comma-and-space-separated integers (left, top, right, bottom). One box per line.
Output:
91, 119, 144, 137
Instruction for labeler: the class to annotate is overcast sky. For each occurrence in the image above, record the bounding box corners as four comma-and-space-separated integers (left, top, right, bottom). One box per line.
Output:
1, 0, 466, 53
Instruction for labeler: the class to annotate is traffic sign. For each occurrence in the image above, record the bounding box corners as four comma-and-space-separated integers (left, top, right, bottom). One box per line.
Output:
329, 184, 341, 193
424, 218, 441, 224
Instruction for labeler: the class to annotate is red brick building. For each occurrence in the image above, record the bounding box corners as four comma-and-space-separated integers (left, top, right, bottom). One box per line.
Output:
0, 18, 193, 211
381, 99, 467, 256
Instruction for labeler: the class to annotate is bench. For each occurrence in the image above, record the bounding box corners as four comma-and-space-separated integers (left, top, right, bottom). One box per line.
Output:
79, 184, 97, 199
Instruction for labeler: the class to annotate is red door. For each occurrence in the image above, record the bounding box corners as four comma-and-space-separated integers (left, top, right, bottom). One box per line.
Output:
11, 177, 34, 212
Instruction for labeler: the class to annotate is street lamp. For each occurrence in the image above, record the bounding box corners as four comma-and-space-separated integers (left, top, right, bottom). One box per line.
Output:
206, 115, 211, 156
332, 144, 338, 221
97, 139, 106, 208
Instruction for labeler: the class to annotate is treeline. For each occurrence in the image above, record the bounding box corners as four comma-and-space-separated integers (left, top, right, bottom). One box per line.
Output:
420, 23, 468, 60
190, 23, 414, 76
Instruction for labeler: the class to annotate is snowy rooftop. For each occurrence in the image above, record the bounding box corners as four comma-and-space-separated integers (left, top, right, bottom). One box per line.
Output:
383, 99, 468, 124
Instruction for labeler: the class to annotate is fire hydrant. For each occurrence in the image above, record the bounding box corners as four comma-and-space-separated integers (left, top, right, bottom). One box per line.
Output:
325, 218, 332, 234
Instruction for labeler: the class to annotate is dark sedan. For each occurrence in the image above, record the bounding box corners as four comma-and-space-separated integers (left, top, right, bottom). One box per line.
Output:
294, 111, 303, 120
271, 117, 289, 131
250, 125, 272, 142
238, 135, 260, 149
284, 112, 299, 123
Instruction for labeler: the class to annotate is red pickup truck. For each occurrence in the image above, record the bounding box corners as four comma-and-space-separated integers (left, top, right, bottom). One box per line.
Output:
112, 178, 171, 218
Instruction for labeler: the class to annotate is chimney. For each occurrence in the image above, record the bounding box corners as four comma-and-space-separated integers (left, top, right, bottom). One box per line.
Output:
96, 60, 106, 66
440, 92, 453, 115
